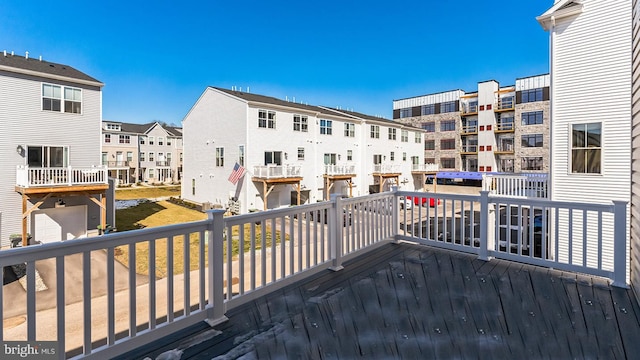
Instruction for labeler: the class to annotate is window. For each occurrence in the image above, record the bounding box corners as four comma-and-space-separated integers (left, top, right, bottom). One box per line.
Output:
441, 101, 456, 113
215, 147, 224, 167
43, 84, 81, 113
166, 153, 172, 164
320, 119, 332, 135
390, 152, 395, 161
521, 134, 543, 148
441, 158, 455, 169
400, 108, 411, 118
192, 179, 195, 196
298, 147, 305, 160
293, 115, 308, 132
522, 157, 543, 171
149, 136, 155, 145
148, 169, 155, 180
486, 104, 492, 110
149, 152, 155, 162
479, 146, 485, 151
388, 128, 396, 140
373, 154, 383, 164
486, 125, 492, 131
264, 151, 282, 165
441, 138, 455, 150
522, 111, 543, 125
102, 152, 108, 165
324, 153, 337, 165
127, 152, 133, 162
180, 153, 183, 162
425, 158, 436, 165
422, 104, 435, 115
119, 135, 130, 144
403, 152, 407, 161
500, 159, 514, 173
42, 80, 65, 106
239, 145, 245, 166
487, 145, 492, 151
140, 137, 146, 145
425, 140, 435, 150
167, 138, 172, 146
64, 87, 82, 113
158, 137, 164, 146
140, 152, 145, 161
401, 130, 408, 142
521, 88, 543, 103
105, 123, 120, 130
347, 150, 353, 161
258, 110, 276, 128
440, 120, 455, 131
422, 122, 435, 132
344, 123, 355, 137
104, 134, 111, 143
572, 123, 601, 173
415, 132, 421, 143
370, 125, 380, 139
157, 152, 164, 163
411, 156, 419, 165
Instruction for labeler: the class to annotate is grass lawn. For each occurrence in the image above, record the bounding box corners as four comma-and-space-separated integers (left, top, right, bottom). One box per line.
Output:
115, 185, 181, 200
115, 200, 288, 279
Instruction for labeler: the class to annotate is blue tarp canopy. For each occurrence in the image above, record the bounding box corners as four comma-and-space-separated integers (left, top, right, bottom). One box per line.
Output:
427, 171, 499, 180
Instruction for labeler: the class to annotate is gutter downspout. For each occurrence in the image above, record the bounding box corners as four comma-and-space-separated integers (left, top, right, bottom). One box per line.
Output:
549, 16, 555, 202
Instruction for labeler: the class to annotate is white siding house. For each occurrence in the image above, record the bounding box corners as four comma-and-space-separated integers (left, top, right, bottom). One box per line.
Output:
181, 87, 426, 213
631, 0, 640, 302
538, 0, 631, 272
0, 52, 108, 247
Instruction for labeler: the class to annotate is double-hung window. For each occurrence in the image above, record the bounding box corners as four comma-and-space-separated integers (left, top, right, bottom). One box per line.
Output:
320, 119, 332, 135
388, 128, 396, 140
259, 110, 276, 128
571, 123, 601, 174
370, 125, 380, 139
293, 115, 308, 132
344, 123, 355, 137
215, 147, 224, 167
42, 84, 82, 113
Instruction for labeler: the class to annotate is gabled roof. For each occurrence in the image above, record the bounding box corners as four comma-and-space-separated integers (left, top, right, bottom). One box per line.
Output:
537, 0, 584, 30
211, 87, 419, 130
120, 122, 154, 134
0, 52, 103, 86
103, 121, 183, 137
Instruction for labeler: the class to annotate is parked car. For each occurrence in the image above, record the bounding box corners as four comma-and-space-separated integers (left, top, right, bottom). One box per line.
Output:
309, 208, 352, 226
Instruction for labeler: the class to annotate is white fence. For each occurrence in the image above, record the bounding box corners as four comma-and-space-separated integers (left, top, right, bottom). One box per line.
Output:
0, 188, 628, 358
412, 163, 439, 172
373, 164, 402, 174
16, 166, 108, 187
252, 165, 301, 178
483, 173, 549, 199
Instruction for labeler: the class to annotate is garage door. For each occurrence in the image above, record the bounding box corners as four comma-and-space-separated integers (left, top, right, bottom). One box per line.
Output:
31, 205, 87, 243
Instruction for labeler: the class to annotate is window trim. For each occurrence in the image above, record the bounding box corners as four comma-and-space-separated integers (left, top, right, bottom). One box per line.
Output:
570, 122, 602, 174
42, 83, 82, 114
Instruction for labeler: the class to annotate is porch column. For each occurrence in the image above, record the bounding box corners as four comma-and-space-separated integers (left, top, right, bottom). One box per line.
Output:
22, 193, 28, 247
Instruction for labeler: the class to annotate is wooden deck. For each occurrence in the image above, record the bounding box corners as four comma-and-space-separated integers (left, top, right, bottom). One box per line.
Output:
120, 243, 640, 359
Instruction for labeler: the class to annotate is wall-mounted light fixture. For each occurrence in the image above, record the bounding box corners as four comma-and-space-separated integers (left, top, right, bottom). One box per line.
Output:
16, 145, 25, 156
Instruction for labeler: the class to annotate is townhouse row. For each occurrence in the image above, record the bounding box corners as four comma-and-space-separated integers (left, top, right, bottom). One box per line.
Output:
101, 121, 183, 184
180, 87, 431, 214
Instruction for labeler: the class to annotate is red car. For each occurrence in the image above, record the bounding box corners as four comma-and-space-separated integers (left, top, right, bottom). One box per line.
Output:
403, 195, 440, 209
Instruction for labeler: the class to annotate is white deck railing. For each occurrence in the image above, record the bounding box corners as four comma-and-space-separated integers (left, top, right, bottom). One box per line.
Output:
252, 164, 301, 179
0, 188, 628, 358
483, 173, 549, 199
324, 164, 356, 176
412, 163, 439, 172
373, 164, 402, 174
16, 165, 108, 188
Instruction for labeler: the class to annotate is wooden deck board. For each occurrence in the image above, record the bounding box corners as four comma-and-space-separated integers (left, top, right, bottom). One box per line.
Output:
123, 243, 640, 359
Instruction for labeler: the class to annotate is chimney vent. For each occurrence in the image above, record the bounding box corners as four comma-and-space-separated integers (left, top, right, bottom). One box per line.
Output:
25, 51, 29, 59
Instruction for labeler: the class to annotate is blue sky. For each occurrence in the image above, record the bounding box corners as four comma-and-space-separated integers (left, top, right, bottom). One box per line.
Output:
2, 1, 551, 125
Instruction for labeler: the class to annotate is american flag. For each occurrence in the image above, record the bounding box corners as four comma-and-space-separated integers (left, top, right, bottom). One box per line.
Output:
228, 162, 246, 185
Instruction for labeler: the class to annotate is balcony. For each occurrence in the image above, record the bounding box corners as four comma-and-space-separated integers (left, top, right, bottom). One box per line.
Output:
460, 125, 478, 135
373, 163, 402, 175
411, 163, 439, 173
460, 145, 478, 154
495, 97, 515, 112
323, 164, 356, 176
460, 102, 478, 115
104, 161, 131, 168
495, 120, 515, 133
156, 160, 172, 167
16, 165, 108, 190
495, 141, 515, 154
252, 164, 302, 179
0, 189, 633, 358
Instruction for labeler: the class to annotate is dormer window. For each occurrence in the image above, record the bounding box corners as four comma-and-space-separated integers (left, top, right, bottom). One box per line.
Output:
105, 123, 121, 131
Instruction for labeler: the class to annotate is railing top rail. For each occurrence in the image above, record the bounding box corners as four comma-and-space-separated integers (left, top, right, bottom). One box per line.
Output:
488, 195, 618, 212
0, 220, 210, 264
